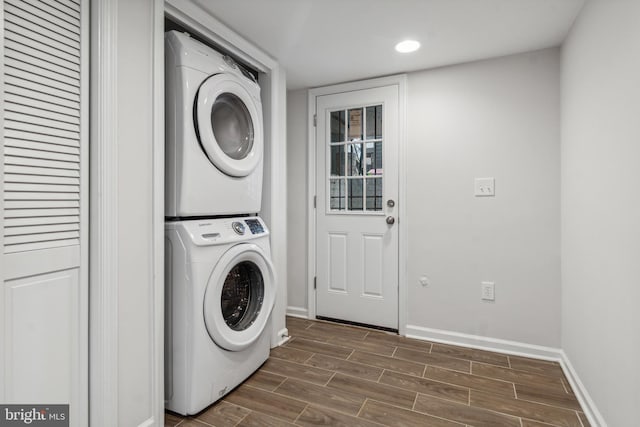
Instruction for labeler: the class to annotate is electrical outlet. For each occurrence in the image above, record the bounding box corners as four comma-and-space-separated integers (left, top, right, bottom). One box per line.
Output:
481, 282, 495, 301
474, 177, 495, 197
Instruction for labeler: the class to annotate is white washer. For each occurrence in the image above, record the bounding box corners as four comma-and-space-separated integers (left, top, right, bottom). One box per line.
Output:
165, 30, 264, 217
164, 216, 275, 415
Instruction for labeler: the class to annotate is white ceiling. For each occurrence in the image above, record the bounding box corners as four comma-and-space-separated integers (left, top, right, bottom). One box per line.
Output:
194, 0, 584, 90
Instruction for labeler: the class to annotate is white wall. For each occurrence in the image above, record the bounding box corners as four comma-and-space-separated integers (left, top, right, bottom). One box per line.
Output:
286, 89, 309, 313
406, 49, 561, 347
561, 0, 640, 424
288, 48, 562, 348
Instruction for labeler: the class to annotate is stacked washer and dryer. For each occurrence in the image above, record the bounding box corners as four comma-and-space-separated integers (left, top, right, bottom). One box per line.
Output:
164, 31, 276, 415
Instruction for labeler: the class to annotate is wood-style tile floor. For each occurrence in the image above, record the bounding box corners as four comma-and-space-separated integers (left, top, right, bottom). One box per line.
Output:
166, 317, 590, 427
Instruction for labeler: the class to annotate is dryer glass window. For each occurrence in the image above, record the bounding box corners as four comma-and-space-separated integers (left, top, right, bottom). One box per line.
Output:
211, 93, 254, 160
221, 261, 264, 331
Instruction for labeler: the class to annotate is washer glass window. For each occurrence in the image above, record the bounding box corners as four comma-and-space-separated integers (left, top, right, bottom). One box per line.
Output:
211, 93, 254, 160
220, 261, 264, 331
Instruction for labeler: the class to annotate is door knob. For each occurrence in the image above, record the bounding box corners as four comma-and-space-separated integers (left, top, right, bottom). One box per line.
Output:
386, 216, 395, 225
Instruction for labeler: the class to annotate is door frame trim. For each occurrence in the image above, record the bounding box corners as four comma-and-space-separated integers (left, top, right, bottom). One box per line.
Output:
89, 0, 165, 424
0, 0, 5, 401
307, 75, 408, 335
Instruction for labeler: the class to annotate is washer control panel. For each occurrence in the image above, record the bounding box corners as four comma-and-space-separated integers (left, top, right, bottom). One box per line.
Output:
232, 219, 265, 235
169, 216, 269, 247
244, 219, 265, 234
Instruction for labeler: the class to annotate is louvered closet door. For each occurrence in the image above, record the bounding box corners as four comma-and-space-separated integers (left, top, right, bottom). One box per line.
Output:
0, 0, 88, 425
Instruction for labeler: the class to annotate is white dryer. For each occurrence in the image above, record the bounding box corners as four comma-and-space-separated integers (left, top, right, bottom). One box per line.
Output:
164, 217, 275, 415
165, 30, 264, 217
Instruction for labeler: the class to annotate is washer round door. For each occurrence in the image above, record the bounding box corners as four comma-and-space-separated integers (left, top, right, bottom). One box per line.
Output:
203, 243, 275, 351
194, 73, 263, 177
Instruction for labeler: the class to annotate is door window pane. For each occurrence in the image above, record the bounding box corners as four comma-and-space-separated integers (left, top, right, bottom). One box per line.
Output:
366, 178, 383, 211
330, 179, 345, 210
366, 105, 382, 140
348, 108, 363, 141
331, 110, 345, 142
365, 142, 382, 176
330, 145, 345, 177
347, 143, 364, 176
348, 179, 363, 211
327, 105, 384, 214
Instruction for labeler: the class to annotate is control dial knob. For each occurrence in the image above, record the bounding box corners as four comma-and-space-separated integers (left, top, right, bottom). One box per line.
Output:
232, 221, 245, 235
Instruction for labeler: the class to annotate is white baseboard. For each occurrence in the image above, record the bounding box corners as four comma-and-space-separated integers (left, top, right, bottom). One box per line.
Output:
405, 324, 562, 360
559, 350, 607, 427
286, 306, 309, 319
137, 417, 155, 427
405, 324, 605, 426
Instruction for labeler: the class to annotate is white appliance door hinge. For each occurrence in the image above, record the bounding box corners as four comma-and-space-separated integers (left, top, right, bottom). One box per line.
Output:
314, 277, 317, 289
314, 195, 316, 208
313, 114, 317, 127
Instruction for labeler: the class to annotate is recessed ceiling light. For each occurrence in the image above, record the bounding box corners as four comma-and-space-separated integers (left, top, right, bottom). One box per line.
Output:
395, 40, 421, 53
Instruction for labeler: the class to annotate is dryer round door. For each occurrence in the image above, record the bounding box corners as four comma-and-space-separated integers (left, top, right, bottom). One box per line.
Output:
203, 243, 275, 351
194, 73, 263, 177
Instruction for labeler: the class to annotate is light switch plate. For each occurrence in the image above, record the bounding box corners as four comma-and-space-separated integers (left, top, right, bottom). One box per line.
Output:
475, 177, 495, 197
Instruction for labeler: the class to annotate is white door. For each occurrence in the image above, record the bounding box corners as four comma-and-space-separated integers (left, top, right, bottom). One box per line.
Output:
1, 0, 88, 424
315, 85, 399, 330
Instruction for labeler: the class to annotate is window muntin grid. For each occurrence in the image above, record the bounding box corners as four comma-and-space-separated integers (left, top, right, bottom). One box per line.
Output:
328, 105, 383, 213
